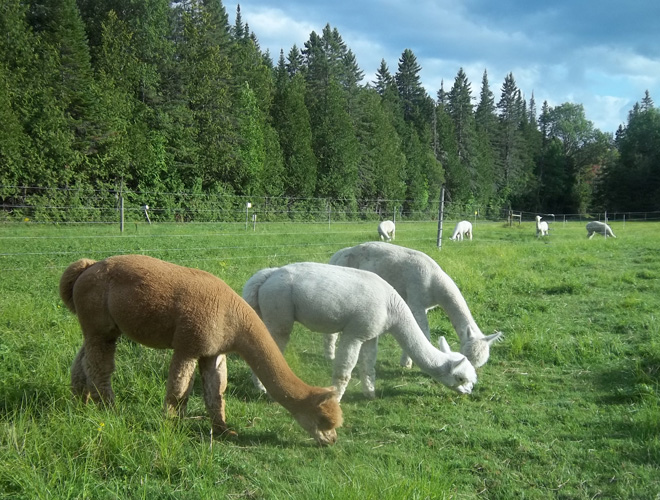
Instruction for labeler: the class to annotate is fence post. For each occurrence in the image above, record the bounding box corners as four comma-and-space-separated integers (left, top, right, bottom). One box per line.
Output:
437, 186, 445, 249
120, 195, 124, 233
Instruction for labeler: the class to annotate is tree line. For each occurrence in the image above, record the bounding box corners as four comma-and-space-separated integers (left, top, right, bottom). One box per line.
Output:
1, 0, 658, 217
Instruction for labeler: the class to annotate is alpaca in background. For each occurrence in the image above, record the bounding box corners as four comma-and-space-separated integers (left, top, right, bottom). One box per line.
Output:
450, 220, 473, 241
377, 220, 396, 241
586, 221, 616, 239
535, 216, 549, 237
59, 255, 342, 445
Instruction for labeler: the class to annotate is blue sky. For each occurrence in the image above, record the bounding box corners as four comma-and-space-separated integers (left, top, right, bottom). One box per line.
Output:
235, 0, 660, 134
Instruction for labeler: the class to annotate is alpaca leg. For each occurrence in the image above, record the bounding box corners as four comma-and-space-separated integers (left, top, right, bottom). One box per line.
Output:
358, 337, 378, 399
324, 333, 339, 360
400, 306, 430, 368
71, 345, 90, 402
82, 339, 118, 405
332, 337, 363, 401
164, 351, 198, 419
198, 354, 236, 436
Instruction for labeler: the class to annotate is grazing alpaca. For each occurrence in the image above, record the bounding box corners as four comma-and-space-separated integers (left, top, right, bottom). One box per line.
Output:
377, 220, 396, 241
450, 220, 473, 241
535, 216, 549, 237
242, 262, 477, 401
329, 242, 502, 368
586, 221, 616, 239
59, 255, 342, 445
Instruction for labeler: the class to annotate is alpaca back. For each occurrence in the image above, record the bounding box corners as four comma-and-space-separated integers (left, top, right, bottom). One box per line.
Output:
330, 242, 436, 306
59, 258, 98, 313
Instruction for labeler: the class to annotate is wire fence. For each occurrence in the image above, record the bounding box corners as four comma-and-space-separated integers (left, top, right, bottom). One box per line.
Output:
2, 185, 659, 227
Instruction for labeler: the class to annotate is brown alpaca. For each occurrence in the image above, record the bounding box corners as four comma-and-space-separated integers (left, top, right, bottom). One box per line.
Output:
59, 254, 342, 445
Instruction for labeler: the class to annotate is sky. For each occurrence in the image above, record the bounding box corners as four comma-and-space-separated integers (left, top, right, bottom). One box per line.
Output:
236, 0, 660, 134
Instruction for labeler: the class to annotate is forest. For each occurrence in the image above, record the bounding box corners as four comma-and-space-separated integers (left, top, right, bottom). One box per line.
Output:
1, 0, 659, 217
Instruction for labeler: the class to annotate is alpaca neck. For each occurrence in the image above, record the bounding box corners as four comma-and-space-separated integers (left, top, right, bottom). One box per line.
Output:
387, 299, 448, 372
431, 271, 480, 340
232, 315, 313, 409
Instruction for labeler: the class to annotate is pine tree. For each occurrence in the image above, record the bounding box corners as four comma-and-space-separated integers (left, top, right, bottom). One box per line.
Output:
374, 59, 395, 96
272, 72, 316, 198
313, 80, 359, 201
395, 49, 427, 125
445, 68, 481, 200
353, 88, 406, 207
495, 72, 529, 200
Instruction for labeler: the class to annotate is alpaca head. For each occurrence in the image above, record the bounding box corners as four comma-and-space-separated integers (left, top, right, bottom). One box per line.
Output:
434, 336, 477, 394
460, 327, 503, 368
291, 387, 343, 446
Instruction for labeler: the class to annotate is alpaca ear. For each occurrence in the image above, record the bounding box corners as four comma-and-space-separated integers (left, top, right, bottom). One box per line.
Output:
437, 336, 451, 353
452, 357, 469, 370
465, 325, 477, 340
485, 331, 503, 345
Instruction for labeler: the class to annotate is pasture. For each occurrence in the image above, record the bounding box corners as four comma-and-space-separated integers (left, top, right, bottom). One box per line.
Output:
0, 219, 658, 499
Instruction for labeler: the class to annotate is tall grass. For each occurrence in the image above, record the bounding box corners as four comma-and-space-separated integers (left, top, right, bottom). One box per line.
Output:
1, 220, 658, 499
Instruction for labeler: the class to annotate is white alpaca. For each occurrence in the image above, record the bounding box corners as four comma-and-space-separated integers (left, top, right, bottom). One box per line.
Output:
450, 220, 473, 241
242, 262, 477, 401
586, 221, 616, 239
329, 242, 502, 368
535, 216, 549, 237
377, 220, 396, 241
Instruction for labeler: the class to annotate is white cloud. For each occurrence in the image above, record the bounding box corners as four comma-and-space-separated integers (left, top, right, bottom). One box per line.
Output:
239, 6, 317, 55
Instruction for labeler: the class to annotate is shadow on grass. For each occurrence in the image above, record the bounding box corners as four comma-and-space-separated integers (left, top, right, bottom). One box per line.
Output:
0, 380, 68, 419
594, 351, 660, 466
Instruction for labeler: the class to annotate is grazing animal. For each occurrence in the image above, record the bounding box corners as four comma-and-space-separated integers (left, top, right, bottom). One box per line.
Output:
329, 242, 502, 368
450, 220, 473, 241
242, 262, 477, 401
535, 216, 549, 237
586, 221, 616, 239
377, 220, 396, 241
59, 255, 342, 445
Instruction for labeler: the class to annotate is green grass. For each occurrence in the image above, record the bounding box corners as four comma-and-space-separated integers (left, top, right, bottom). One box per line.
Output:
1, 219, 659, 499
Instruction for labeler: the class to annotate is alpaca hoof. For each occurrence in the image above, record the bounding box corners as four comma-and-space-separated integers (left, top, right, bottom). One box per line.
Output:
400, 358, 413, 369
212, 426, 238, 438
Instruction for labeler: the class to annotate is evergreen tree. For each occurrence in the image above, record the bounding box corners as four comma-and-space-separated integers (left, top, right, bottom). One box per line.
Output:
1, 0, 76, 187
313, 79, 359, 201
445, 68, 481, 201
395, 49, 429, 127
170, 1, 235, 191
235, 83, 265, 195
272, 72, 316, 198
353, 88, 406, 208
374, 59, 395, 96
602, 93, 660, 210
495, 72, 529, 201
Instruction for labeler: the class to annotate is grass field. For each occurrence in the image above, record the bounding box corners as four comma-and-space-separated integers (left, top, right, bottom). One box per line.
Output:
1, 219, 659, 499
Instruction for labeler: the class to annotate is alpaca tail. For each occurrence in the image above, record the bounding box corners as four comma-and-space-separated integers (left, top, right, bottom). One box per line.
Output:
241, 267, 278, 316
59, 258, 97, 314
